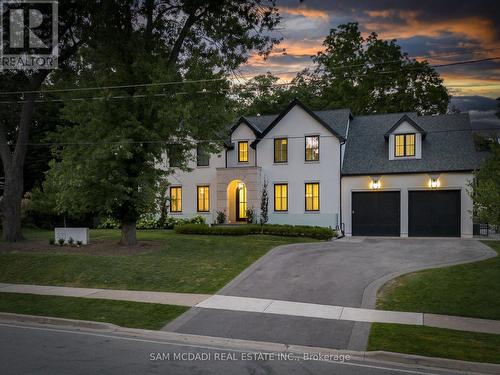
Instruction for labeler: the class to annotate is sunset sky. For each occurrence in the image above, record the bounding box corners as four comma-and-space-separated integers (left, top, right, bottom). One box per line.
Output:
241, 0, 500, 103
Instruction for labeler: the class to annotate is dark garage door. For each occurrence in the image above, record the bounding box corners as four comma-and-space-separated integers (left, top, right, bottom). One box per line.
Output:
352, 192, 400, 236
409, 190, 461, 237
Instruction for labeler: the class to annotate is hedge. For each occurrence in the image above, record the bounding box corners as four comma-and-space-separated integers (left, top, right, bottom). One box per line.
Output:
174, 224, 335, 240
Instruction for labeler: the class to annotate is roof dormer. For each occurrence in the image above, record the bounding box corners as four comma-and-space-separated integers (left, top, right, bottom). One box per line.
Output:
386, 115, 425, 160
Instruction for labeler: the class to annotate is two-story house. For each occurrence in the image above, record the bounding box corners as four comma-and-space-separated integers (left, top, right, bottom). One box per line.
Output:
169, 99, 484, 238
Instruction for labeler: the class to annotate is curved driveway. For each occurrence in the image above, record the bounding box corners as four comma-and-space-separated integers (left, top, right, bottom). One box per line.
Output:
168, 238, 495, 350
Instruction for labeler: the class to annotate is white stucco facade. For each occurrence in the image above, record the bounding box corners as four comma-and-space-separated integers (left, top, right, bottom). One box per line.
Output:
341, 172, 474, 238
166, 100, 478, 237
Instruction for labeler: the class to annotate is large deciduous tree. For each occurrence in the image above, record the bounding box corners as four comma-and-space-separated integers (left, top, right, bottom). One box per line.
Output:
242, 22, 449, 116
41, 0, 280, 245
0, 2, 99, 242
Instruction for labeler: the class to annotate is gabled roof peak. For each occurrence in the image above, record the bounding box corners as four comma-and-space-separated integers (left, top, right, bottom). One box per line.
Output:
384, 114, 427, 139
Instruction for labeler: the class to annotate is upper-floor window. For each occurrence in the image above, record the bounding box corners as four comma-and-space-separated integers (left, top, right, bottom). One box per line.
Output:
168, 145, 183, 168
305, 136, 319, 161
238, 141, 248, 162
274, 183, 288, 211
196, 144, 210, 166
395, 133, 415, 157
274, 138, 288, 163
170, 186, 182, 212
305, 183, 319, 211
197, 186, 210, 212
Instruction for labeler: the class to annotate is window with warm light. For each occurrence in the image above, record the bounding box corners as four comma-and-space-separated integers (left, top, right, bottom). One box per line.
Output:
274, 138, 288, 163
305, 183, 319, 211
197, 186, 210, 212
170, 186, 182, 212
274, 183, 288, 211
395, 134, 415, 157
238, 141, 248, 162
305, 136, 319, 161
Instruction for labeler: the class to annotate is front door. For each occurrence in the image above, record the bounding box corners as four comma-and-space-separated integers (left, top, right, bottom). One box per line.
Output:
236, 186, 247, 222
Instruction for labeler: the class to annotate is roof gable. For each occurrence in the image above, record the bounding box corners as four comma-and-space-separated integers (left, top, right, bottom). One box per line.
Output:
384, 115, 427, 139
251, 99, 346, 147
230, 117, 262, 137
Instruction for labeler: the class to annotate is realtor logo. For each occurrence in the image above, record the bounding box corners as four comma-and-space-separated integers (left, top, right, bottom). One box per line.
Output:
0, 0, 58, 70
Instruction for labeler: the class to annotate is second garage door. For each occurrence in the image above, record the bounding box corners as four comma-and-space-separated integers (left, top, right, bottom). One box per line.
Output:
409, 190, 461, 237
352, 192, 400, 236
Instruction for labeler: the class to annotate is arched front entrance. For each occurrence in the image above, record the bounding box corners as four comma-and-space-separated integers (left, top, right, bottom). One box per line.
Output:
227, 180, 247, 223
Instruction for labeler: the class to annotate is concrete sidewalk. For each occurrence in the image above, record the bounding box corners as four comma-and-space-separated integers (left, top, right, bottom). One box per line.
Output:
1, 283, 500, 335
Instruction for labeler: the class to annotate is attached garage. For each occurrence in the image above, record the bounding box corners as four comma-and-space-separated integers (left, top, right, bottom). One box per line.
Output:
408, 190, 461, 237
352, 191, 400, 236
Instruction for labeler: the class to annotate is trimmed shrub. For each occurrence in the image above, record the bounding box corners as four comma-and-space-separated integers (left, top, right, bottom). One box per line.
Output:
175, 224, 335, 240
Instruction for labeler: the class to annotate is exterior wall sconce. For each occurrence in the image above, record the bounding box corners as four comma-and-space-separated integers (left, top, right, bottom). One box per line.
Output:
370, 176, 381, 190
429, 174, 440, 189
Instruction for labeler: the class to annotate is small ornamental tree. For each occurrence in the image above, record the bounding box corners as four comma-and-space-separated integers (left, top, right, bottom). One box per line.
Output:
260, 179, 269, 228
469, 143, 500, 226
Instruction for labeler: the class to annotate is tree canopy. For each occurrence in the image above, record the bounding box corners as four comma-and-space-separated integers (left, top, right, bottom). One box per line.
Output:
38, 0, 281, 245
242, 22, 449, 116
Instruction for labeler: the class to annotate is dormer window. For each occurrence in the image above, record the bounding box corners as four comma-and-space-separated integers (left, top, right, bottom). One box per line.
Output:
238, 141, 248, 162
395, 133, 415, 157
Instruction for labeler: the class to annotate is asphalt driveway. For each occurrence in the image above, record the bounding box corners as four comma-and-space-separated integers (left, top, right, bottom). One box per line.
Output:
166, 238, 495, 350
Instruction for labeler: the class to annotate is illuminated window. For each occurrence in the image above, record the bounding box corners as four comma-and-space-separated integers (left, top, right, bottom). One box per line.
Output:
238, 141, 248, 162
395, 133, 415, 157
274, 183, 288, 211
305, 136, 319, 161
305, 183, 319, 211
170, 187, 182, 212
197, 186, 210, 212
274, 138, 288, 163
196, 144, 210, 166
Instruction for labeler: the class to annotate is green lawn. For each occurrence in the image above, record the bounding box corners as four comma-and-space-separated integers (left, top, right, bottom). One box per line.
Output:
0, 229, 314, 294
369, 324, 500, 364
0, 292, 187, 330
369, 241, 500, 363
376, 241, 500, 320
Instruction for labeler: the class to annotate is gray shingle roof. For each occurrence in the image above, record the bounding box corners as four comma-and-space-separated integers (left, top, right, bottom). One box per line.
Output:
243, 108, 351, 137
342, 112, 485, 175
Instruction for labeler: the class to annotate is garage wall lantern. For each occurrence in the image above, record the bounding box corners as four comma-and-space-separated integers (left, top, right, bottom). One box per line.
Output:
370, 176, 381, 190
429, 174, 440, 189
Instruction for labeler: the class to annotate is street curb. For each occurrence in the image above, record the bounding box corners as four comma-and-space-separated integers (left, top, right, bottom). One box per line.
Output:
2, 313, 500, 374
347, 241, 497, 350
0, 312, 119, 331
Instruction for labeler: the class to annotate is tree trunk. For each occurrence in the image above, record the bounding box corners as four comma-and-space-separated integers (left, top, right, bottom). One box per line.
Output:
120, 221, 137, 246
1, 167, 24, 242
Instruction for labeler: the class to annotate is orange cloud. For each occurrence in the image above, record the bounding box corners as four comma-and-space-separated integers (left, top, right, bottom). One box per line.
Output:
442, 73, 500, 97
279, 6, 330, 20
365, 15, 496, 47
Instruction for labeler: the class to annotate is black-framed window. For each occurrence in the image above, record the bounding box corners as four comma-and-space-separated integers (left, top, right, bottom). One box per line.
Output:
238, 141, 248, 162
305, 136, 319, 161
170, 186, 182, 212
197, 186, 210, 212
274, 138, 288, 163
274, 183, 288, 211
395, 133, 415, 157
196, 144, 210, 166
168, 145, 183, 168
305, 183, 320, 211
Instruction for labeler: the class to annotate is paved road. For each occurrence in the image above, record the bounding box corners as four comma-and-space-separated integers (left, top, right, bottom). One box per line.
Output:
168, 238, 494, 350
0, 323, 459, 375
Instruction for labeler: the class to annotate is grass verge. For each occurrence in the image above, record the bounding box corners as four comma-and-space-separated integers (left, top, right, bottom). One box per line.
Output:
0, 229, 314, 294
368, 323, 500, 364
376, 241, 500, 320
0, 292, 188, 330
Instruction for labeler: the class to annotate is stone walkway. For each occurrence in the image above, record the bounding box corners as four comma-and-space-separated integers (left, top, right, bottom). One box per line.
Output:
1, 283, 500, 335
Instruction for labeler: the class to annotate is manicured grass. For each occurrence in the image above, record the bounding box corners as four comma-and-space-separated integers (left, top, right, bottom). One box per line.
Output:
376, 241, 500, 320
0, 292, 188, 330
0, 229, 314, 294
368, 323, 500, 364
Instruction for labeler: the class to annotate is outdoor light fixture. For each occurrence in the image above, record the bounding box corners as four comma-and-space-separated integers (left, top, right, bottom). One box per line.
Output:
429, 174, 440, 189
370, 176, 381, 190
237, 182, 244, 190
